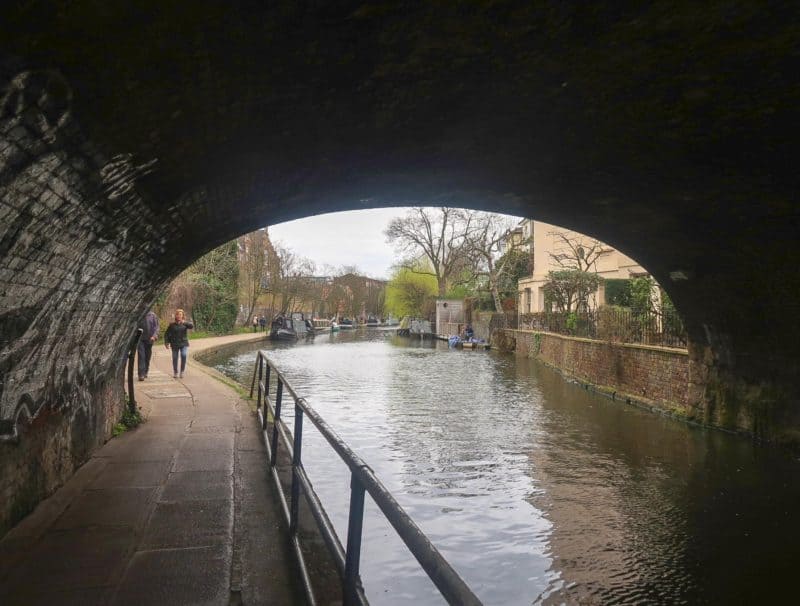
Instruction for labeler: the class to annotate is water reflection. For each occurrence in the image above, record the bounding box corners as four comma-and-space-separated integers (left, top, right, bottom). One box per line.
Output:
203, 330, 800, 605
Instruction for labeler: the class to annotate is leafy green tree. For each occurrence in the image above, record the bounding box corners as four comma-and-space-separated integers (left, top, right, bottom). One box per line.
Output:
604, 278, 633, 307
630, 276, 656, 315
162, 240, 240, 334
385, 265, 438, 317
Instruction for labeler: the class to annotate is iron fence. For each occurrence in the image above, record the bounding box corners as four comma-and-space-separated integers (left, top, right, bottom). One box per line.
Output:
517, 307, 687, 348
250, 351, 482, 606
485, 311, 518, 330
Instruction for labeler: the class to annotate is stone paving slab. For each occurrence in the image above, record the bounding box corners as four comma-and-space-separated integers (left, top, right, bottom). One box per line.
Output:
142, 499, 233, 549
113, 545, 232, 606
90, 460, 174, 489
6, 525, 135, 592
161, 470, 234, 502
53, 487, 156, 530
0, 332, 304, 605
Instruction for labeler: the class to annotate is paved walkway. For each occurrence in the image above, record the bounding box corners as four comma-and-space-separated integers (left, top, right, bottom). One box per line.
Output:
0, 333, 302, 605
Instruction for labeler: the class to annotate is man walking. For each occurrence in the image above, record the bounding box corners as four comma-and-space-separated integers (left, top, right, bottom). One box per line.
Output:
137, 310, 159, 380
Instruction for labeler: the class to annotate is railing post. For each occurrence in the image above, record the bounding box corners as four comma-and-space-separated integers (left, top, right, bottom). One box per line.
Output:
249, 351, 259, 398
263, 364, 271, 430
256, 354, 263, 413
343, 474, 366, 605
126, 328, 143, 415
290, 402, 304, 536
271, 380, 283, 467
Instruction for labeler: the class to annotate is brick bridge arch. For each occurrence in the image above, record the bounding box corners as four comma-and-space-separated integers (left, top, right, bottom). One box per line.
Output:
1, 2, 798, 532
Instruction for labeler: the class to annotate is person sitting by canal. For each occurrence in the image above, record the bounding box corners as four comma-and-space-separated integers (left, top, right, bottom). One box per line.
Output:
164, 308, 194, 379
464, 324, 474, 340
137, 309, 159, 381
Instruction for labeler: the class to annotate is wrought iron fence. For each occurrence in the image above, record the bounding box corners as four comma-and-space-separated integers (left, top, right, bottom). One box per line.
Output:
250, 352, 482, 606
517, 307, 687, 348
485, 312, 518, 330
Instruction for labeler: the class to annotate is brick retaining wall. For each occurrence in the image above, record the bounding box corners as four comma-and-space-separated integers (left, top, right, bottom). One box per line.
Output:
504, 329, 690, 416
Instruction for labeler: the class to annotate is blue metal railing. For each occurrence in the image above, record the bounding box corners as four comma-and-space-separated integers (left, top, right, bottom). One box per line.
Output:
250, 350, 482, 606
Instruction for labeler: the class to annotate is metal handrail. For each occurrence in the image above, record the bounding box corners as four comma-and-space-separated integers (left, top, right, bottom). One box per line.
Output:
126, 328, 143, 414
250, 350, 482, 606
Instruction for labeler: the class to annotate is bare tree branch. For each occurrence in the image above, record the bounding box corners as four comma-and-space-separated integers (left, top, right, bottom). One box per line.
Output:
385, 207, 475, 296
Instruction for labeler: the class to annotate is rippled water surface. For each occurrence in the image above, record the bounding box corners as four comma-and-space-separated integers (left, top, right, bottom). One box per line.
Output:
204, 329, 800, 605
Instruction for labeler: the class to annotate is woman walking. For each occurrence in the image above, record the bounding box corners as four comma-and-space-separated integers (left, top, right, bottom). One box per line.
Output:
164, 309, 194, 378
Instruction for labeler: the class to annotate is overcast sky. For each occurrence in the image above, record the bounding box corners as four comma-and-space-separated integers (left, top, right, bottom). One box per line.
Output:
269, 208, 409, 280
269, 207, 525, 280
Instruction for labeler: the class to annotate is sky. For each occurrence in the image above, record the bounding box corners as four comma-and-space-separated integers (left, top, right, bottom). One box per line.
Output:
268, 208, 410, 280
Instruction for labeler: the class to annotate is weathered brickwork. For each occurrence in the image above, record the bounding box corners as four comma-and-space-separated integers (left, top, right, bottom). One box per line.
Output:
0, 70, 176, 533
0, 373, 123, 535
509, 329, 690, 416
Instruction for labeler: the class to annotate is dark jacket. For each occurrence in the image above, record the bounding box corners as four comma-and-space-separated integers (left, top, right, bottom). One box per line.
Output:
138, 311, 159, 343
165, 321, 194, 348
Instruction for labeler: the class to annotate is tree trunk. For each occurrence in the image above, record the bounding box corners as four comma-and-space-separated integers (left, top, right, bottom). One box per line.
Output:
491, 285, 503, 314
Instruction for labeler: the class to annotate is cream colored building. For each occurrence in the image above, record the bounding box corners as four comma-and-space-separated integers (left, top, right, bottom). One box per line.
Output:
516, 219, 649, 313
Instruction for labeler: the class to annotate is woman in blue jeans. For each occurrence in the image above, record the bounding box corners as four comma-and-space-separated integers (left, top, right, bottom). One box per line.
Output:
164, 309, 194, 378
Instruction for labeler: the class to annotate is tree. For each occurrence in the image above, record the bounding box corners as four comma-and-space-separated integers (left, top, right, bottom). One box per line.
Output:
604, 278, 634, 307
321, 267, 386, 320
335, 269, 368, 319
543, 270, 602, 313
548, 229, 604, 272
460, 212, 524, 312
539, 228, 608, 313
385, 207, 476, 296
189, 241, 239, 333
385, 264, 438, 317
238, 228, 274, 325
161, 240, 240, 334
266, 244, 316, 314
496, 248, 531, 301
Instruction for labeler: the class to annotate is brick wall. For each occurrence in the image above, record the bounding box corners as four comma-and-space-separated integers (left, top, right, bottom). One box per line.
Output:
507, 329, 691, 417
0, 70, 174, 535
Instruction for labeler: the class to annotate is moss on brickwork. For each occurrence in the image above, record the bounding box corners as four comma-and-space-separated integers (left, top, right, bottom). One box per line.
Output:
705, 373, 793, 443
506, 328, 800, 448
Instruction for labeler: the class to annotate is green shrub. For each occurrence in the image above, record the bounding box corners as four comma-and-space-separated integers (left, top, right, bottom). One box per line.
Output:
113, 406, 143, 437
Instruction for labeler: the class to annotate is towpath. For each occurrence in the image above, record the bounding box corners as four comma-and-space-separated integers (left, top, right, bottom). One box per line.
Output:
0, 332, 301, 605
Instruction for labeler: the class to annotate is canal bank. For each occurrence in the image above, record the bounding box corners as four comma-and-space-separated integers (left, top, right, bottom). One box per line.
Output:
495, 328, 690, 412
494, 327, 800, 448
202, 329, 800, 606
0, 332, 304, 605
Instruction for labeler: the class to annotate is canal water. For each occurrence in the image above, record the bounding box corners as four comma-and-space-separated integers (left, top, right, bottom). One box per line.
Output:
202, 329, 800, 605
